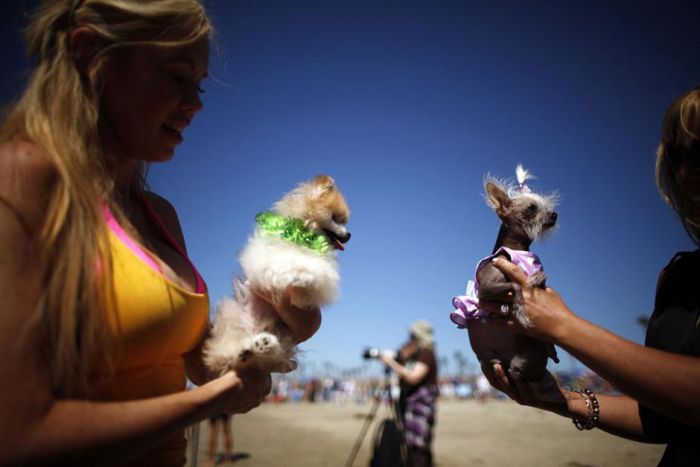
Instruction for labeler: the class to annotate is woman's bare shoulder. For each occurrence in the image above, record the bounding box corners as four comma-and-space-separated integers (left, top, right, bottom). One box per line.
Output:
0, 140, 56, 176
0, 141, 58, 233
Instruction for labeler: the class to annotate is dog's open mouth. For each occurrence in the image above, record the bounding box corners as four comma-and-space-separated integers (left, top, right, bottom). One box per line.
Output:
324, 229, 349, 251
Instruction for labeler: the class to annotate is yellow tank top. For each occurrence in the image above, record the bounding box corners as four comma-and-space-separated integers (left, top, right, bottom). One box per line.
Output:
92, 204, 209, 466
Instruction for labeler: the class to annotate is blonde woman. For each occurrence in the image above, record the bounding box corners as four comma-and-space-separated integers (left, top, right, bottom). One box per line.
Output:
381, 320, 439, 467
0, 1, 320, 465
482, 87, 700, 467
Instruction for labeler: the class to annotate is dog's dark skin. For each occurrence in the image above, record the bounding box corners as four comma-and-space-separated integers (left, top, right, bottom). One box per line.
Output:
468, 181, 562, 399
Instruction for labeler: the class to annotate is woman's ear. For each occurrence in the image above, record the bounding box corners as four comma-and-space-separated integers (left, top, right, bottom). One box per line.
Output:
70, 27, 103, 74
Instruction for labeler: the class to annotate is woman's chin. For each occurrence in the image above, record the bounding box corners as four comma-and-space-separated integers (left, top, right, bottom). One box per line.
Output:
144, 146, 177, 163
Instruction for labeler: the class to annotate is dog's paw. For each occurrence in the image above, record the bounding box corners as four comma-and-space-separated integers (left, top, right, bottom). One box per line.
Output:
235, 336, 255, 362
527, 271, 547, 289
252, 332, 280, 355
236, 333, 281, 364
284, 271, 315, 288
511, 302, 532, 328
238, 348, 254, 362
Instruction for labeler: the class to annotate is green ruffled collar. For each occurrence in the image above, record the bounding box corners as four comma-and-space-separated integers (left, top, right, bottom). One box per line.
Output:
255, 211, 331, 254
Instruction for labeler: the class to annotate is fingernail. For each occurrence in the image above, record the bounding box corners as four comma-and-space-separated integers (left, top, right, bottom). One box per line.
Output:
492, 257, 500, 264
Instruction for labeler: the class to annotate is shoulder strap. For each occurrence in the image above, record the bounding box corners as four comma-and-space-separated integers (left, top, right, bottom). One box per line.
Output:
139, 194, 207, 294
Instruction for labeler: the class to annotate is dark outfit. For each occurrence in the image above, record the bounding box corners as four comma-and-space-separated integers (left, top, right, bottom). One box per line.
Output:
397, 346, 439, 467
640, 249, 700, 466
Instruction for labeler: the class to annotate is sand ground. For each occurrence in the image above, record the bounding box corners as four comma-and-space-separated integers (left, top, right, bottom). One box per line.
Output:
187, 399, 665, 467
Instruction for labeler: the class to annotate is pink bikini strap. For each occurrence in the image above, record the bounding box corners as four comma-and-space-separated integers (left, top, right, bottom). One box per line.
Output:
103, 203, 162, 273
139, 194, 207, 294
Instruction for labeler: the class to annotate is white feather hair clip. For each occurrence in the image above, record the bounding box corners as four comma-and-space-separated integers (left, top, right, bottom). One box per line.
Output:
515, 164, 535, 193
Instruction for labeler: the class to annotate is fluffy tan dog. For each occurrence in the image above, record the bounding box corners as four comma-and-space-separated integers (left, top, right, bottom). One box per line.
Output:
204, 175, 351, 373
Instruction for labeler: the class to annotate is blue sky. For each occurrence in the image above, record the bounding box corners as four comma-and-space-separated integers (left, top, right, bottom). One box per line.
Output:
3, 0, 699, 378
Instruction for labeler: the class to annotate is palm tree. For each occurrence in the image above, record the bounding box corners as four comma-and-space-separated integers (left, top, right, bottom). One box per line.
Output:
453, 351, 468, 377
438, 355, 450, 377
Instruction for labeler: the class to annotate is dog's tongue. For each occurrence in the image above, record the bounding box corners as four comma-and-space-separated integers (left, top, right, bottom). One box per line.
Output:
334, 238, 345, 251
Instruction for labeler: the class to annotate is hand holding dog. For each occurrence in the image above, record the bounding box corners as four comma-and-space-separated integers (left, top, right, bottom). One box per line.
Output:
205, 368, 272, 415
477, 256, 574, 409
250, 287, 322, 344
485, 361, 569, 415
480, 257, 576, 344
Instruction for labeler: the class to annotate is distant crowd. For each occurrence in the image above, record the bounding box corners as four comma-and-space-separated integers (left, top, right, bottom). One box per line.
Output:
263, 370, 618, 404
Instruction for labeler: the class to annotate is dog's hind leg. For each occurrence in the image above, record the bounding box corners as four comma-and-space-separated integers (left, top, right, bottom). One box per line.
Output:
526, 370, 567, 406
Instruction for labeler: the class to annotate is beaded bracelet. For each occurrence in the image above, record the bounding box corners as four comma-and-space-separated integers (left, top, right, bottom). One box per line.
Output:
572, 388, 600, 430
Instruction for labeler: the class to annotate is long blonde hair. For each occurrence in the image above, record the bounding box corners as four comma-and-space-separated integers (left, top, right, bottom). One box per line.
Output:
655, 86, 700, 247
0, 0, 211, 397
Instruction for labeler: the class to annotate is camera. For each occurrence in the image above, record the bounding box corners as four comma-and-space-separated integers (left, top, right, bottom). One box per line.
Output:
362, 347, 396, 360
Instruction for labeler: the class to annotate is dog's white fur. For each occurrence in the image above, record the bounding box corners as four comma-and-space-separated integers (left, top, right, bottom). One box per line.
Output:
204, 175, 349, 374
239, 234, 340, 309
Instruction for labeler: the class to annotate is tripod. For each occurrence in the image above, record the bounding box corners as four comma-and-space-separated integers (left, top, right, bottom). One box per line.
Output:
345, 367, 409, 467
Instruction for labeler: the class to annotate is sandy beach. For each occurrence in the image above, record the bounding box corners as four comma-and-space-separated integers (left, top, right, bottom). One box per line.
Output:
188, 399, 665, 467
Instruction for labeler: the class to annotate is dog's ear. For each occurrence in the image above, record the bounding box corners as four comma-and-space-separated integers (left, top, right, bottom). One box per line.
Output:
313, 174, 335, 193
485, 181, 511, 216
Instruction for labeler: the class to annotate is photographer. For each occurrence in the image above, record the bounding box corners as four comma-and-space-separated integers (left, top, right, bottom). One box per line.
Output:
380, 320, 439, 467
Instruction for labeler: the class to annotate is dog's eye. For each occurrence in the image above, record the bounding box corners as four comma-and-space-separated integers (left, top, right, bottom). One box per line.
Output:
332, 214, 346, 224
525, 204, 537, 216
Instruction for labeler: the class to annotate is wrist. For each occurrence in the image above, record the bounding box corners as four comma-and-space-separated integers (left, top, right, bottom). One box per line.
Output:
567, 388, 600, 431
563, 389, 588, 418
194, 372, 240, 418
550, 311, 583, 347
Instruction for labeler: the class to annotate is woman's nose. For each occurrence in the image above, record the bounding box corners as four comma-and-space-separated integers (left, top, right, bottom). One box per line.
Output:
181, 87, 203, 114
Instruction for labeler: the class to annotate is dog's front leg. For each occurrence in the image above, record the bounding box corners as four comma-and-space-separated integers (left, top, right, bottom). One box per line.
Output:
478, 280, 530, 327
478, 264, 511, 310
527, 271, 547, 289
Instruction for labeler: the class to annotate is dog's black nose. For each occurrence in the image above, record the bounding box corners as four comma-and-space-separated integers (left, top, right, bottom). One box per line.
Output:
340, 231, 351, 243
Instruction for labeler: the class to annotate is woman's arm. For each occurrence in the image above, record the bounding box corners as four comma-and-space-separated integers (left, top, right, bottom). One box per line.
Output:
380, 354, 429, 386
19, 372, 268, 466
484, 257, 700, 429
489, 363, 665, 443
557, 313, 700, 427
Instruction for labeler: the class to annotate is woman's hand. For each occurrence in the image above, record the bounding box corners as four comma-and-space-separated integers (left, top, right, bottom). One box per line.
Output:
205, 368, 272, 415
483, 362, 569, 415
250, 288, 321, 344
479, 257, 576, 343
379, 353, 396, 367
